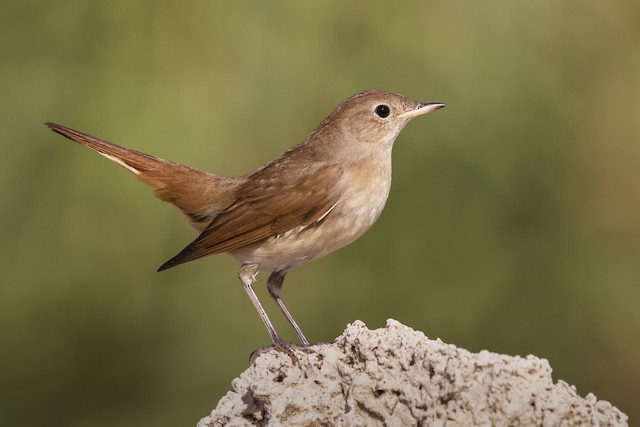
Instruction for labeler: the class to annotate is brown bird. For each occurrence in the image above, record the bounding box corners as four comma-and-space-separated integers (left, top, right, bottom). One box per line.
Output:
46, 90, 444, 360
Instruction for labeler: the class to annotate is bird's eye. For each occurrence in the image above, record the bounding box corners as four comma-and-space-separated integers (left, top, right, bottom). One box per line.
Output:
375, 104, 390, 118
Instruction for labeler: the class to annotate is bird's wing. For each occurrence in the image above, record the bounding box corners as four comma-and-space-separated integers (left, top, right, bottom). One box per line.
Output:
158, 164, 343, 270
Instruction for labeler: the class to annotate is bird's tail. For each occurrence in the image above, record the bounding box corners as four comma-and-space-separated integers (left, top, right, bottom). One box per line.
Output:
45, 122, 238, 231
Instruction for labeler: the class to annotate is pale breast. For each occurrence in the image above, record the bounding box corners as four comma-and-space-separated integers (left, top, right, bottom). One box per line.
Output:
229, 156, 393, 272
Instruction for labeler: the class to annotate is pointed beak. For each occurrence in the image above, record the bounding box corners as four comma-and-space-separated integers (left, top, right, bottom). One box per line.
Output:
398, 102, 446, 119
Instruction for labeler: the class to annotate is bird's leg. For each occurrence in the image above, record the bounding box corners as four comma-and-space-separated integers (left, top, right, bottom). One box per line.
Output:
267, 271, 310, 346
238, 264, 299, 363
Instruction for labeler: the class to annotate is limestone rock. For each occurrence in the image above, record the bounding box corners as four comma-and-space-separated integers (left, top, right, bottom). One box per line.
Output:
198, 320, 628, 426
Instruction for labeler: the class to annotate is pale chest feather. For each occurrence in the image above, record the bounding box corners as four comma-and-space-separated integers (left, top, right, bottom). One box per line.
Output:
230, 156, 393, 271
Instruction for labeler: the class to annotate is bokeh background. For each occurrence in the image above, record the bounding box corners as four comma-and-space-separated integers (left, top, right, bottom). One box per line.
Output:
1, 1, 639, 425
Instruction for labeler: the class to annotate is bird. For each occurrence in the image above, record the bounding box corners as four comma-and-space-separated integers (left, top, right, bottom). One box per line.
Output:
45, 90, 444, 361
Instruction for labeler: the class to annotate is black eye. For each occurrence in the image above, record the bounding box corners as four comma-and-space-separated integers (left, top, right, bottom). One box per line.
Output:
375, 104, 390, 118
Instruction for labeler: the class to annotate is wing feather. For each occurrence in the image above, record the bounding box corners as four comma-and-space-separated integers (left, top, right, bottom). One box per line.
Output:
158, 164, 343, 270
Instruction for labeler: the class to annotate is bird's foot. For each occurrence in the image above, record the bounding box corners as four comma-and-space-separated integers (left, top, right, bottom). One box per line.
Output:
250, 339, 314, 365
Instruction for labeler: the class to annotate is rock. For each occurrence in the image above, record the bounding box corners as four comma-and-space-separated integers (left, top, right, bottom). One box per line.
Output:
198, 319, 628, 426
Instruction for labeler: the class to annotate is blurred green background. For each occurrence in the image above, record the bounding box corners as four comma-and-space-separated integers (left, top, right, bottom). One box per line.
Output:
1, 1, 639, 425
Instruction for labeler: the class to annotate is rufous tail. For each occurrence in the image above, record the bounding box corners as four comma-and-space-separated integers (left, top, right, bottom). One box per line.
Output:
45, 122, 239, 231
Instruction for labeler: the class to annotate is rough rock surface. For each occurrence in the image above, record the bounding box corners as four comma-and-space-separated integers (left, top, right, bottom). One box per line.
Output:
198, 320, 628, 426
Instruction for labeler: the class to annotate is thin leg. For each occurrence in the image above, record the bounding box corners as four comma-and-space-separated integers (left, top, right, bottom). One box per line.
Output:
238, 264, 299, 363
267, 271, 310, 345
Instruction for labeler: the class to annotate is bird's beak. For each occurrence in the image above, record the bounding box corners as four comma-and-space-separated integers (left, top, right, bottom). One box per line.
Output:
398, 102, 446, 119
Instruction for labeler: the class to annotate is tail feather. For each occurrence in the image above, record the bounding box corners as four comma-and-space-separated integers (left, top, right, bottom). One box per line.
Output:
45, 122, 240, 231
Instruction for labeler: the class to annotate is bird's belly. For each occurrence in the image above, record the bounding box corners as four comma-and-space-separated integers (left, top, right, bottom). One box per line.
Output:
229, 188, 389, 272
